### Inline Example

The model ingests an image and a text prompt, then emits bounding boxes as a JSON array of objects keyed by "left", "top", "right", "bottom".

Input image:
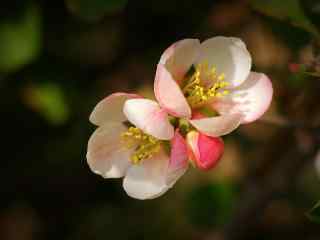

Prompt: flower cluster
[{"left": 87, "top": 37, "right": 273, "bottom": 200}]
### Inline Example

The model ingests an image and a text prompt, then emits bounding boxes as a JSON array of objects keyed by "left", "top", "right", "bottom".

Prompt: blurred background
[{"left": 2, "top": 0, "right": 320, "bottom": 239}]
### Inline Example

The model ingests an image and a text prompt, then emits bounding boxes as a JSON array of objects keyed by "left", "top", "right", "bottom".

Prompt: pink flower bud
[{"left": 186, "top": 131, "right": 224, "bottom": 171}]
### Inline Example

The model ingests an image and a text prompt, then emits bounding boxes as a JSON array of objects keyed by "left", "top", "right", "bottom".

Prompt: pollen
[
  {"left": 182, "top": 62, "right": 229, "bottom": 108},
  {"left": 121, "top": 127, "right": 161, "bottom": 164}
]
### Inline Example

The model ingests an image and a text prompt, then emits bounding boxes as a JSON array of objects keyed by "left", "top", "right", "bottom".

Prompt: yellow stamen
[
  {"left": 218, "top": 73, "right": 225, "bottom": 81},
  {"left": 121, "top": 127, "right": 160, "bottom": 164},
  {"left": 182, "top": 61, "right": 230, "bottom": 108}
]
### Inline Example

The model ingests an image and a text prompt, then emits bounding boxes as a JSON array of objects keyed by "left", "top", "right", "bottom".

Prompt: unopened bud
[{"left": 186, "top": 131, "right": 224, "bottom": 171}]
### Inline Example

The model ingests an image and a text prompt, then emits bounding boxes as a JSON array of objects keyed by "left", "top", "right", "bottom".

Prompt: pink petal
[
  {"left": 166, "top": 130, "right": 189, "bottom": 186},
  {"left": 123, "top": 98, "right": 174, "bottom": 140},
  {"left": 197, "top": 134, "right": 224, "bottom": 170},
  {"left": 160, "top": 39, "right": 200, "bottom": 82},
  {"left": 187, "top": 131, "right": 224, "bottom": 171},
  {"left": 196, "top": 37, "right": 252, "bottom": 88},
  {"left": 213, "top": 72, "right": 273, "bottom": 124},
  {"left": 189, "top": 113, "right": 243, "bottom": 137},
  {"left": 89, "top": 92, "right": 141, "bottom": 126},
  {"left": 86, "top": 122, "right": 132, "bottom": 178},
  {"left": 154, "top": 64, "right": 191, "bottom": 118},
  {"left": 123, "top": 149, "right": 171, "bottom": 200}
]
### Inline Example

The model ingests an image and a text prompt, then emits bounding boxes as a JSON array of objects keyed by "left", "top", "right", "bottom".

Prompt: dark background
[{"left": 2, "top": 0, "right": 320, "bottom": 239}]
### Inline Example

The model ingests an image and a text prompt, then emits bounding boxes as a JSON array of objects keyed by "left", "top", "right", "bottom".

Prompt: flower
[
  {"left": 87, "top": 93, "right": 189, "bottom": 199},
  {"left": 154, "top": 37, "right": 273, "bottom": 159}
]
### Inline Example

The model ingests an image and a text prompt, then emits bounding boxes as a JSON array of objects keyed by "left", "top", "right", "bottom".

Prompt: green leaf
[
  {"left": 66, "top": 0, "right": 128, "bottom": 21},
  {"left": 24, "top": 82, "right": 70, "bottom": 125},
  {"left": 308, "top": 201, "right": 320, "bottom": 223},
  {"left": 0, "top": 5, "right": 42, "bottom": 73},
  {"left": 251, "top": 0, "right": 319, "bottom": 36}
]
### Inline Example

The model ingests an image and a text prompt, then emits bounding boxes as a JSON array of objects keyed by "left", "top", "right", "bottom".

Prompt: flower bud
[{"left": 186, "top": 131, "right": 224, "bottom": 171}]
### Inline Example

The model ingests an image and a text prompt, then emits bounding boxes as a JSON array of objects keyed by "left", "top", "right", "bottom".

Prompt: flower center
[
  {"left": 182, "top": 61, "right": 229, "bottom": 108},
  {"left": 121, "top": 127, "right": 161, "bottom": 164}
]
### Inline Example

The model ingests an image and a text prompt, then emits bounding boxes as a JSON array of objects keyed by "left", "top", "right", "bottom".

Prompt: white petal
[
  {"left": 154, "top": 64, "right": 191, "bottom": 118},
  {"left": 189, "top": 113, "right": 243, "bottom": 137},
  {"left": 160, "top": 39, "right": 200, "bottom": 82},
  {"left": 196, "top": 37, "right": 252, "bottom": 88},
  {"left": 123, "top": 98, "right": 174, "bottom": 140},
  {"left": 87, "top": 122, "right": 132, "bottom": 178},
  {"left": 213, "top": 72, "right": 273, "bottom": 123},
  {"left": 123, "top": 149, "right": 171, "bottom": 200},
  {"left": 89, "top": 92, "right": 140, "bottom": 126}
]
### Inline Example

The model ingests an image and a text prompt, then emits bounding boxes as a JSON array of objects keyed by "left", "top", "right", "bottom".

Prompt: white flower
[
  {"left": 154, "top": 37, "right": 273, "bottom": 137},
  {"left": 87, "top": 93, "right": 188, "bottom": 199}
]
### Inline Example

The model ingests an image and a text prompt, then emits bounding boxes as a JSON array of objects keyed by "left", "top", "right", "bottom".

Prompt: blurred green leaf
[
  {"left": 251, "top": 0, "right": 319, "bottom": 36},
  {"left": 308, "top": 200, "right": 320, "bottom": 223},
  {"left": 185, "top": 182, "right": 238, "bottom": 229},
  {"left": 66, "top": 0, "right": 128, "bottom": 21},
  {"left": 24, "top": 82, "right": 69, "bottom": 125},
  {"left": 0, "top": 5, "right": 42, "bottom": 73}
]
